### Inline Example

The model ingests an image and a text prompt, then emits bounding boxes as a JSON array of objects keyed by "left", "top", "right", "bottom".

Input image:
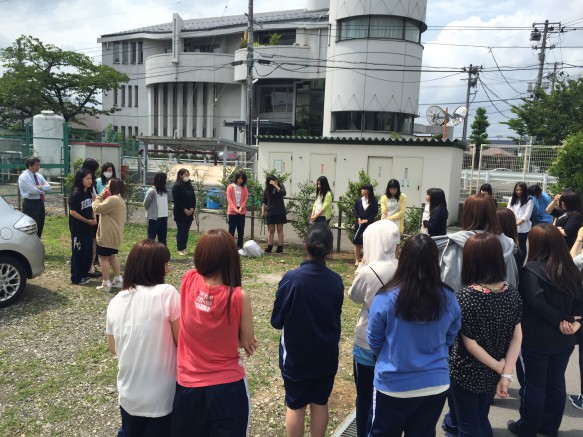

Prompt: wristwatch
[{"left": 501, "top": 374, "right": 514, "bottom": 382}]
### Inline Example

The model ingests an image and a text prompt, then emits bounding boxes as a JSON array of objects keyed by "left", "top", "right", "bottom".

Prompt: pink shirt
[
  {"left": 226, "top": 183, "right": 249, "bottom": 215},
  {"left": 177, "top": 270, "right": 244, "bottom": 387}
]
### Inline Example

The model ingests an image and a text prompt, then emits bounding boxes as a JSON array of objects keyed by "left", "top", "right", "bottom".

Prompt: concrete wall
[{"left": 258, "top": 139, "right": 464, "bottom": 224}]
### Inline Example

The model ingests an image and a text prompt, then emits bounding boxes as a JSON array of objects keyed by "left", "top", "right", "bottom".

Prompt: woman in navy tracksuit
[{"left": 271, "top": 224, "right": 344, "bottom": 437}]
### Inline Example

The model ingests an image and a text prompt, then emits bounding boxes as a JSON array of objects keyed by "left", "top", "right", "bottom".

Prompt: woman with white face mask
[
  {"left": 172, "top": 168, "right": 196, "bottom": 256},
  {"left": 97, "top": 163, "right": 117, "bottom": 196}
]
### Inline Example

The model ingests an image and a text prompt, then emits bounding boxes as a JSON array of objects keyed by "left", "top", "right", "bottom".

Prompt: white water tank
[{"left": 33, "top": 110, "right": 64, "bottom": 179}]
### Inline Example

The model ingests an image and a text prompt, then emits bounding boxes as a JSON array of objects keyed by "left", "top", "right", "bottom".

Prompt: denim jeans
[{"left": 450, "top": 380, "right": 494, "bottom": 437}]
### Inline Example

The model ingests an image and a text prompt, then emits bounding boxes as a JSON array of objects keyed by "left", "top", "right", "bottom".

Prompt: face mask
[
  {"left": 182, "top": 176, "right": 190, "bottom": 183},
  {"left": 103, "top": 172, "right": 113, "bottom": 179}
]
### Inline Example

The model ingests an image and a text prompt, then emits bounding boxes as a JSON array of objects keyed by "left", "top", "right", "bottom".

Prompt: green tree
[
  {"left": 502, "top": 77, "right": 583, "bottom": 145},
  {"left": 548, "top": 132, "right": 583, "bottom": 195},
  {"left": 470, "top": 107, "right": 490, "bottom": 167},
  {"left": 286, "top": 180, "right": 317, "bottom": 241},
  {"left": 0, "top": 35, "right": 128, "bottom": 129}
]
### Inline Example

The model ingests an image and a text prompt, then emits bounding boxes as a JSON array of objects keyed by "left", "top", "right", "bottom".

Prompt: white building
[{"left": 97, "top": 0, "right": 428, "bottom": 142}]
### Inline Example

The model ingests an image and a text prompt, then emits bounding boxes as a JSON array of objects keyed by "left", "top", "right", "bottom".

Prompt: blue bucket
[{"left": 206, "top": 187, "right": 222, "bottom": 209}]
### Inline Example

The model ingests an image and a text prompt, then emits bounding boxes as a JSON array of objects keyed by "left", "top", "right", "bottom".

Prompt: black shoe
[
  {"left": 276, "top": 245, "right": 283, "bottom": 253},
  {"left": 87, "top": 270, "right": 102, "bottom": 278},
  {"left": 265, "top": 245, "right": 273, "bottom": 253},
  {"left": 507, "top": 420, "right": 519, "bottom": 436}
]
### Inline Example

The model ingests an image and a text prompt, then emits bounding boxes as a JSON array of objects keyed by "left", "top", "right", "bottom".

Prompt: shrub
[
  {"left": 286, "top": 180, "right": 316, "bottom": 241},
  {"left": 549, "top": 132, "right": 583, "bottom": 195}
]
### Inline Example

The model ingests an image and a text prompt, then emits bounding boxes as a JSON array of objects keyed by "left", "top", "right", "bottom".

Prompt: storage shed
[{"left": 258, "top": 136, "right": 466, "bottom": 224}]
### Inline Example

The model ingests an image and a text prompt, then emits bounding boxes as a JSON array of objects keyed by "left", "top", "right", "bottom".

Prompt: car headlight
[{"left": 14, "top": 215, "right": 38, "bottom": 235}]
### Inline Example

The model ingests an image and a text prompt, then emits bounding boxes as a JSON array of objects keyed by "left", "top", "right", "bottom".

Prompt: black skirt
[{"left": 267, "top": 214, "right": 287, "bottom": 225}]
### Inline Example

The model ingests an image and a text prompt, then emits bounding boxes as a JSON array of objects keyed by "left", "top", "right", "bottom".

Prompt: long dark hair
[
  {"left": 175, "top": 168, "right": 192, "bottom": 188},
  {"left": 153, "top": 172, "right": 167, "bottom": 195},
  {"left": 527, "top": 223, "right": 583, "bottom": 298},
  {"left": 194, "top": 229, "right": 242, "bottom": 322},
  {"left": 233, "top": 171, "right": 247, "bottom": 187},
  {"left": 123, "top": 239, "right": 171, "bottom": 290},
  {"left": 99, "top": 162, "right": 117, "bottom": 186},
  {"left": 381, "top": 234, "right": 449, "bottom": 321},
  {"left": 316, "top": 176, "right": 332, "bottom": 200},
  {"left": 385, "top": 179, "right": 401, "bottom": 200},
  {"left": 265, "top": 175, "right": 281, "bottom": 202},
  {"left": 461, "top": 233, "right": 506, "bottom": 286},
  {"left": 510, "top": 182, "right": 529, "bottom": 207},
  {"left": 496, "top": 208, "right": 518, "bottom": 244},
  {"left": 82, "top": 158, "right": 99, "bottom": 188},
  {"left": 70, "top": 168, "right": 92, "bottom": 199},
  {"left": 429, "top": 188, "right": 447, "bottom": 215},
  {"left": 361, "top": 183, "right": 375, "bottom": 201},
  {"left": 480, "top": 183, "right": 493, "bottom": 196},
  {"left": 462, "top": 194, "right": 501, "bottom": 233}
]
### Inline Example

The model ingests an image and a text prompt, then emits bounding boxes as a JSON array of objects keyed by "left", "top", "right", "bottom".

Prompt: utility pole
[
  {"left": 531, "top": 20, "right": 563, "bottom": 90},
  {"left": 246, "top": 0, "right": 254, "bottom": 147},
  {"left": 461, "top": 64, "right": 481, "bottom": 143}
]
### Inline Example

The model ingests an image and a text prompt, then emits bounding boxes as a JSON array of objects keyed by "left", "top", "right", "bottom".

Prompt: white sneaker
[
  {"left": 111, "top": 278, "right": 123, "bottom": 289},
  {"left": 96, "top": 281, "right": 112, "bottom": 292}
]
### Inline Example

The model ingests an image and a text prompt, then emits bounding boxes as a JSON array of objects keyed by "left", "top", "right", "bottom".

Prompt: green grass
[{"left": 1, "top": 216, "right": 360, "bottom": 436}]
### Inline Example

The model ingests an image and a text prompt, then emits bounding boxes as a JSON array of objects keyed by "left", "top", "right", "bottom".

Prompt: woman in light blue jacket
[{"left": 367, "top": 234, "right": 461, "bottom": 436}]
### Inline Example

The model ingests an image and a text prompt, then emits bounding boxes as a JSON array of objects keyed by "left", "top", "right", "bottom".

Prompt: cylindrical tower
[
  {"left": 323, "top": 0, "right": 427, "bottom": 138},
  {"left": 33, "top": 110, "right": 65, "bottom": 179}
]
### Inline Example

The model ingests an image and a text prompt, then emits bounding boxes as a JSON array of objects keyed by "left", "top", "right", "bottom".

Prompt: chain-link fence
[{"left": 461, "top": 144, "right": 560, "bottom": 205}]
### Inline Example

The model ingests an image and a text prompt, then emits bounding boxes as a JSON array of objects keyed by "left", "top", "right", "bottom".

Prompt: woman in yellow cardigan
[
  {"left": 381, "top": 179, "right": 407, "bottom": 234},
  {"left": 310, "top": 176, "right": 333, "bottom": 224}
]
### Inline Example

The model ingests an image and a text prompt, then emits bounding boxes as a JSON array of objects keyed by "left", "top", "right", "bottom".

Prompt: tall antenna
[{"left": 246, "top": 0, "right": 254, "bottom": 146}]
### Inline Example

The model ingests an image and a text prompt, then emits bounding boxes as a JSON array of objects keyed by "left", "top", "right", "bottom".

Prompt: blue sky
[{"left": 1, "top": 0, "right": 582, "bottom": 139}]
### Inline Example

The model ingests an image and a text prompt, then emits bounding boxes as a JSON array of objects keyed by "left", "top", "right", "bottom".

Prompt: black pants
[
  {"left": 70, "top": 234, "right": 93, "bottom": 284},
  {"left": 148, "top": 217, "right": 168, "bottom": 245},
  {"left": 175, "top": 218, "right": 193, "bottom": 251},
  {"left": 23, "top": 198, "right": 45, "bottom": 238},
  {"left": 171, "top": 379, "right": 249, "bottom": 436},
  {"left": 353, "top": 359, "right": 374, "bottom": 437},
  {"left": 228, "top": 214, "right": 245, "bottom": 248},
  {"left": 517, "top": 232, "right": 528, "bottom": 268}
]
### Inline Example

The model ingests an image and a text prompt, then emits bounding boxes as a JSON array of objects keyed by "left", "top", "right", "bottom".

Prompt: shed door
[
  {"left": 269, "top": 151, "right": 293, "bottom": 183},
  {"left": 310, "top": 154, "right": 336, "bottom": 190},
  {"left": 367, "top": 157, "right": 393, "bottom": 192},
  {"left": 392, "top": 157, "right": 424, "bottom": 207}
]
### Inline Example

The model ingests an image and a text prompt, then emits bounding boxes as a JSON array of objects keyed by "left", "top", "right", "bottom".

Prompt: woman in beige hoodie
[
  {"left": 93, "top": 178, "right": 126, "bottom": 292},
  {"left": 347, "top": 219, "right": 399, "bottom": 437}
]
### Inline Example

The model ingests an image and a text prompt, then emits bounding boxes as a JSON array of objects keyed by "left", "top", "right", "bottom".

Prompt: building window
[
  {"left": 128, "top": 86, "right": 133, "bottom": 107},
  {"left": 121, "top": 126, "right": 126, "bottom": 137},
  {"left": 334, "top": 111, "right": 414, "bottom": 134},
  {"left": 113, "top": 87, "right": 118, "bottom": 106},
  {"left": 153, "top": 86, "right": 158, "bottom": 105},
  {"left": 134, "top": 86, "right": 138, "bottom": 107},
  {"left": 138, "top": 41, "right": 144, "bottom": 64},
  {"left": 121, "top": 85, "right": 126, "bottom": 107},
  {"left": 113, "top": 125, "right": 118, "bottom": 132},
  {"left": 135, "top": 126, "right": 139, "bottom": 136},
  {"left": 128, "top": 126, "right": 132, "bottom": 137},
  {"left": 131, "top": 42, "right": 137, "bottom": 64},
  {"left": 113, "top": 42, "right": 120, "bottom": 63},
  {"left": 122, "top": 42, "right": 129, "bottom": 64},
  {"left": 260, "top": 86, "right": 294, "bottom": 113},
  {"left": 255, "top": 29, "right": 296, "bottom": 45},
  {"left": 337, "top": 15, "right": 422, "bottom": 43}
]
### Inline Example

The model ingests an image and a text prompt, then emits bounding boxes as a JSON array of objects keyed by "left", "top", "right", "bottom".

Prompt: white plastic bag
[{"left": 240, "top": 240, "right": 263, "bottom": 258}]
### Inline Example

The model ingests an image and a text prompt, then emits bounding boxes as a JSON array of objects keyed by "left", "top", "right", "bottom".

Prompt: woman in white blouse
[{"left": 507, "top": 182, "right": 534, "bottom": 267}]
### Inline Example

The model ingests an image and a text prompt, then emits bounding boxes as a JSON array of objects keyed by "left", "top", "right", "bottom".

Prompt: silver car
[{"left": 0, "top": 195, "right": 45, "bottom": 307}]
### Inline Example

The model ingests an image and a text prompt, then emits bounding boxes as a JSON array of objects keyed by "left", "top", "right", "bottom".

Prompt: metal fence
[{"left": 461, "top": 144, "right": 560, "bottom": 204}]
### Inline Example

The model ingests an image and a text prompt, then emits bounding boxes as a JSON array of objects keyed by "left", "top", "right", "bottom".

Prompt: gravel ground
[{"left": 0, "top": 205, "right": 360, "bottom": 436}]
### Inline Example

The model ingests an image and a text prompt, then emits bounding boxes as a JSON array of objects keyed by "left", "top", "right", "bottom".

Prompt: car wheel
[{"left": 0, "top": 256, "right": 26, "bottom": 308}]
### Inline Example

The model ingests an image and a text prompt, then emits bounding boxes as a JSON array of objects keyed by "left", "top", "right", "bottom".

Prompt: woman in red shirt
[{"left": 172, "top": 229, "right": 258, "bottom": 436}]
